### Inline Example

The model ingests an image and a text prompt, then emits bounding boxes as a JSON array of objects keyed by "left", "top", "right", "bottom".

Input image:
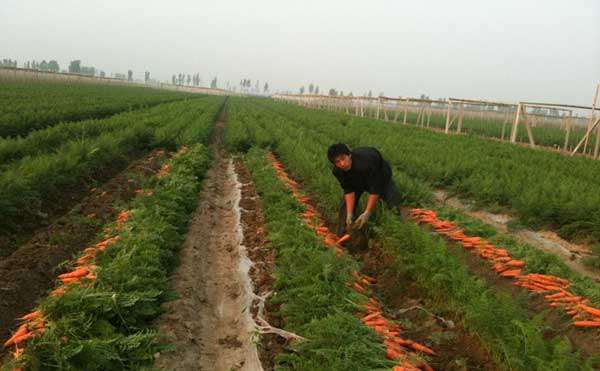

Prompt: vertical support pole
[
  {"left": 426, "top": 103, "right": 432, "bottom": 128},
  {"left": 444, "top": 100, "right": 453, "bottom": 133},
  {"left": 564, "top": 112, "right": 572, "bottom": 151},
  {"left": 510, "top": 103, "right": 522, "bottom": 143},
  {"left": 521, "top": 105, "right": 536, "bottom": 147},
  {"left": 457, "top": 103, "right": 464, "bottom": 133},
  {"left": 403, "top": 98, "right": 409, "bottom": 125},
  {"left": 376, "top": 98, "right": 381, "bottom": 120},
  {"left": 501, "top": 110, "right": 508, "bottom": 141},
  {"left": 584, "top": 84, "right": 599, "bottom": 155}
]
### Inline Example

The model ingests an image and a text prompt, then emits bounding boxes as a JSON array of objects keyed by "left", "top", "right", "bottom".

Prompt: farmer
[{"left": 328, "top": 143, "right": 402, "bottom": 237}]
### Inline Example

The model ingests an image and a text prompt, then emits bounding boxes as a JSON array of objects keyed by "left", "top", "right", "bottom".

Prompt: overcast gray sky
[{"left": 2, "top": 0, "right": 599, "bottom": 105}]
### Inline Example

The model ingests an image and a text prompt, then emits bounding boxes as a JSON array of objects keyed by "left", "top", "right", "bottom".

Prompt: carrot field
[{"left": 1, "top": 81, "right": 599, "bottom": 371}]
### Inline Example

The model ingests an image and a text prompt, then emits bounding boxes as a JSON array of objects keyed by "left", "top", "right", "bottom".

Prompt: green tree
[
  {"left": 68, "top": 60, "right": 81, "bottom": 73},
  {"left": 48, "top": 60, "right": 60, "bottom": 72}
]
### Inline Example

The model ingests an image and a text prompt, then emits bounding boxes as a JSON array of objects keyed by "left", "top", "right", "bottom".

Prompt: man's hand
[
  {"left": 354, "top": 210, "right": 371, "bottom": 229},
  {"left": 345, "top": 212, "right": 354, "bottom": 228}
]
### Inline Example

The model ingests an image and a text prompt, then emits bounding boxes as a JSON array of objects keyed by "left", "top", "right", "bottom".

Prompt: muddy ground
[{"left": 154, "top": 115, "right": 274, "bottom": 370}]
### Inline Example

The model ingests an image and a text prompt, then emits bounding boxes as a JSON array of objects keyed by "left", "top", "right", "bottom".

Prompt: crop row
[
  {"left": 0, "top": 97, "right": 224, "bottom": 247},
  {"left": 258, "top": 99, "right": 600, "bottom": 245},
  {"left": 224, "top": 98, "right": 598, "bottom": 369},
  {"left": 0, "top": 81, "right": 196, "bottom": 138},
  {"left": 1, "top": 90, "right": 221, "bottom": 368}
]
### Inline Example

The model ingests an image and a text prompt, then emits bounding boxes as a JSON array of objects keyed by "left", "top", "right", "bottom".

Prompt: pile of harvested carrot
[
  {"left": 2, "top": 147, "right": 189, "bottom": 365},
  {"left": 269, "top": 153, "right": 434, "bottom": 370},
  {"left": 411, "top": 209, "right": 600, "bottom": 329}
]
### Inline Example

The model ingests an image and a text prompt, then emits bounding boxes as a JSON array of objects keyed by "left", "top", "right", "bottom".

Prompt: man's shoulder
[{"left": 353, "top": 147, "right": 381, "bottom": 158}]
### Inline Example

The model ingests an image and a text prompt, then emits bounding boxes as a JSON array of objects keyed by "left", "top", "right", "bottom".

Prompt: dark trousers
[{"left": 336, "top": 180, "right": 401, "bottom": 236}]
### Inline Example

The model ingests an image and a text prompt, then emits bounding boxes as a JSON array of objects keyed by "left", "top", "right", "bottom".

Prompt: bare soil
[{"left": 154, "top": 120, "right": 266, "bottom": 371}]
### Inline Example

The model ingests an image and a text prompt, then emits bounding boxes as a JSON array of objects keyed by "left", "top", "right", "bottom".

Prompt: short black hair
[{"left": 327, "top": 143, "right": 351, "bottom": 163}]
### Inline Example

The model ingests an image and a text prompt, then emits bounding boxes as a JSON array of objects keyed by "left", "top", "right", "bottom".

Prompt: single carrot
[
  {"left": 352, "top": 282, "right": 366, "bottom": 294},
  {"left": 578, "top": 304, "right": 600, "bottom": 317},
  {"left": 337, "top": 234, "right": 351, "bottom": 245},
  {"left": 9, "top": 332, "right": 35, "bottom": 346},
  {"left": 4, "top": 324, "right": 29, "bottom": 347},
  {"left": 573, "top": 321, "right": 600, "bottom": 328},
  {"left": 506, "top": 260, "right": 526, "bottom": 268},
  {"left": 500, "top": 269, "right": 522, "bottom": 278},
  {"left": 365, "top": 318, "right": 388, "bottom": 327},
  {"left": 362, "top": 311, "right": 381, "bottom": 322},
  {"left": 408, "top": 342, "right": 435, "bottom": 355},
  {"left": 58, "top": 267, "right": 89, "bottom": 280},
  {"left": 20, "top": 311, "right": 41, "bottom": 321}
]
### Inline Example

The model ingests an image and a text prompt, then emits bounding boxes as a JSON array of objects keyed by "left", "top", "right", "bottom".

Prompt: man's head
[{"left": 327, "top": 143, "right": 352, "bottom": 171}]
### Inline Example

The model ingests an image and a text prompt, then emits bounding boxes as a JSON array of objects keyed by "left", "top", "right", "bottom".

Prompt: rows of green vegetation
[
  {"left": 0, "top": 97, "right": 224, "bottom": 240},
  {"left": 0, "top": 81, "right": 195, "bottom": 137},
  {"left": 265, "top": 100, "right": 600, "bottom": 247},
  {"left": 11, "top": 144, "right": 213, "bottom": 370},
  {"left": 0, "top": 96, "right": 216, "bottom": 167},
  {"left": 243, "top": 147, "right": 391, "bottom": 370},
  {"left": 224, "top": 98, "right": 599, "bottom": 370},
  {"left": 362, "top": 106, "right": 595, "bottom": 152}
]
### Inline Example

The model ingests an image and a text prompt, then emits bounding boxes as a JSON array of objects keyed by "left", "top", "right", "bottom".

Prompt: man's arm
[
  {"left": 344, "top": 192, "right": 356, "bottom": 216},
  {"left": 365, "top": 193, "right": 379, "bottom": 214}
]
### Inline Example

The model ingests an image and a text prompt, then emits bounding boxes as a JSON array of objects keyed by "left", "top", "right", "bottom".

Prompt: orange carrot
[
  {"left": 58, "top": 267, "right": 89, "bottom": 280},
  {"left": 573, "top": 321, "right": 600, "bottom": 328},
  {"left": 11, "top": 332, "right": 36, "bottom": 345},
  {"left": 408, "top": 342, "right": 435, "bottom": 355},
  {"left": 362, "top": 312, "right": 381, "bottom": 322},
  {"left": 20, "top": 311, "right": 41, "bottom": 321},
  {"left": 506, "top": 260, "right": 526, "bottom": 268},
  {"left": 500, "top": 269, "right": 522, "bottom": 278},
  {"left": 4, "top": 324, "right": 28, "bottom": 347},
  {"left": 578, "top": 304, "right": 600, "bottom": 317},
  {"left": 337, "top": 234, "right": 351, "bottom": 245}
]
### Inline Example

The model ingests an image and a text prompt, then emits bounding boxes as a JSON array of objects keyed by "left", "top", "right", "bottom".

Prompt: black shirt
[{"left": 332, "top": 147, "right": 392, "bottom": 195}]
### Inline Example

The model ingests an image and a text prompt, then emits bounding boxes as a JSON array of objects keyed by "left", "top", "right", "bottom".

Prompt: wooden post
[
  {"left": 444, "top": 100, "right": 453, "bottom": 133},
  {"left": 376, "top": 98, "right": 381, "bottom": 119},
  {"left": 571, "top": 117, "right": 600, "bottom": 156},
  {"left": 521, "top": 105, "right": 536, "bottom": 147},
  {"left": 393, "top": 100, "right": 401, "bottom": 122},
  {"left": 403, "top": 98, "right": 409, "bottom": 125},
  {"left": 416, "top": 104, "right": 423, "bottom": 127},
  {"left": 510, "top": 103, "right": 522, "bottom": 143},
  {"left": 584, "top": 84, "right": 599, "bottom": 155},
  {"left": 563, "top": 113, "right": 572, "bottom": 151},
  {"left": 383, "top": 99, "right": 389, "bottom": 121},
  {"left": 426, "top": 104, "right": 432, "bottom": 128},
  {"left": 457, "top": 103, "right": 464, "bottom": 133}
]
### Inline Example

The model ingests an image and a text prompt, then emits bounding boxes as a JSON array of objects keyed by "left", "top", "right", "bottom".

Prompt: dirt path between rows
[
  {"left": 154, "top": 119, "right": 263, "bottom": 371},
  {"left": 433, "top": 190, "right": 600, "bottom": 282}
]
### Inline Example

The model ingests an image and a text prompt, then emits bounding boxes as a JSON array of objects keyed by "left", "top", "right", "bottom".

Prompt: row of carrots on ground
[
  {"left": 411, "top": 209, "right": 600, "bottom": 329},
  {"left": 3, "top": 147, "right": 186, "bottom": 365},
  {"left": 268, "top": 153, "right": 435, "bottom": 371}
]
